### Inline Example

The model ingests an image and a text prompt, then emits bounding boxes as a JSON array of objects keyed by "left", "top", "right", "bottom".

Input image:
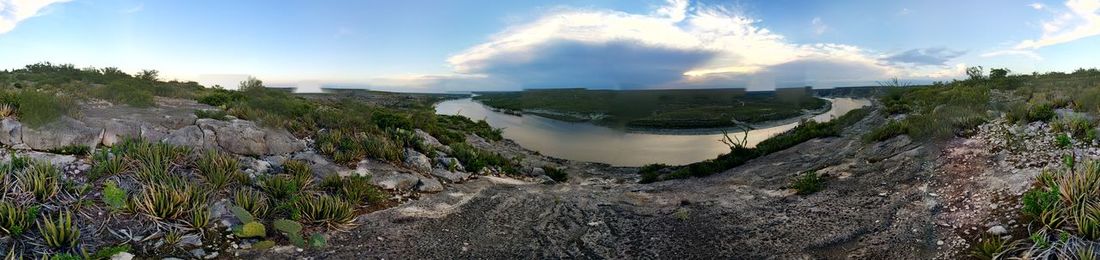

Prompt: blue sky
[{"left": 1, "top": 0, "right": 1099, "bottom": 92}]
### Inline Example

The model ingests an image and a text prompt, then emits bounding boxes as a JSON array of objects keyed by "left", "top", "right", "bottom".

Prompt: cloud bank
[
  {"left": 1015, "top": 0, "right": 1100, "bottom": 49},
  {"left": 437, "top": 0, "right": 961, "bottom": 91},
  {"left": 0, "top": 0, "right": 69, "bottom": 34}
]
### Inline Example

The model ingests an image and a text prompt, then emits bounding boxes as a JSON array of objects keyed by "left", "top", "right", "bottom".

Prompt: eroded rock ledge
[{"left": 0, "top": 98, "right": 305, "bottom": 156}]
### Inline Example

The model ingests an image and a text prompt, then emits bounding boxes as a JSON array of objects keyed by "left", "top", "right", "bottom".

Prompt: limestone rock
[
  {"left": 404, "top": 148, "right": 432, "bottom": 173},
  {"left": 21, "top": 117, "right": 100, "bottom": 151},
  {"left": 0, "top": 118, "right": 22, "bottom": 146},
  {"left": 414, "top": 129, "right": 443, "bottom": 148},
  {"left": 371, "top": 171, "right": 420, "bottom": 190},
  {"left": 417, "top": 177, "right": 444, "bottom": 193},
  {"left": 431, "top": 168, "right": 470, "bottom": 183}
]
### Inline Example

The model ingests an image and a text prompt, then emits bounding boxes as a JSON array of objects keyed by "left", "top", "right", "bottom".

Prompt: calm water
[{"left": 435, "top": 98, "right": 871, "bottom": 167}]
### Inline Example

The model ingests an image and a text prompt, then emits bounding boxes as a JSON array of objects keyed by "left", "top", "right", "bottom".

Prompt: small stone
[
  {"left": 987, "top": 225, "right": 1008, "bottom": 235},
  {"left": 110, "top": 252, "right": 134, "bottom": 260},
  {"left": 189, "top": 248, "right": 207, "bottom": 258},
  {"left": 936, "top": 240, "right": 944, "bottom": 246}
]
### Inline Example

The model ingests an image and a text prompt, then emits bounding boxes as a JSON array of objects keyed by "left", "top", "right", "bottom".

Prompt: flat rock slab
[{"left": 371, "top": 171, "right": 420, "bottom": 190}]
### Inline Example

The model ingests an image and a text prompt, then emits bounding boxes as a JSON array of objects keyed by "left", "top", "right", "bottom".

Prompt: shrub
[
  {"left": 94, "top": 80, "right": 155, "bottom": 107},
  {"left": 863, "top": 120, "right": 909, "bottom": 142},
  {"left": 196, "top": 150, "right": 240, "bottom": 190},
  {"left": 1056, "top": 133, "right": 1073, "bottom": 148},
  {"left": 295, "top": 194, "right": 356, "bottom": 228},
  {"left": 102, "top": 181, "right": 128, "bottom": 210},
  {"left": 197, "top": 90, "right": 244, "bottom": 107},
  {"left": 1027, "top": 103, "right": 1055, "bottom": 122},
  {"left": 18, "top": 162, "right": 61, "bottom": 201},
  {"left": 38, "top": 211, "right": 80, "bottom": 250},
  {"left": 790, "top": 171, "right": 825, "bottom": 195},
  {"left": 194, "top": 109, "right": 229, "bottom": 121},
  {"left": 47, "top": 145, "right": 90, "bottom": 156},
  {"left": 12, "top": 90, "right": 77, "bottom": 128},
  {"left": 542, "top": 166, "right": 568, "bottom": 182},
  {"left": 638, "top": 163, "right": 668, "bottom": 184},
  {"left": 0, "top": 201, "right": 36, "bottom": 236}
]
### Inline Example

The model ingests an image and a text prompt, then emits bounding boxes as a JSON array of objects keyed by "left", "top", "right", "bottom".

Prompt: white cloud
[
  {"left": 1015, "top": 0, "right": 1100, "bottom": 49},
  {"left": 811, "top": 17, "right": 827, "bottom": 35},
  {"left": 0, "top": 0, "right": 69, "bottom": 34},
  {"left": 442, "top": 0, "right": 958, "bottom": 90},
  {"left": 897, "top": 8, "right": 911, "bottom": 16},
  {"left": 1031, "top": 3, "right": 1045, "bottom": 10},
  {"left": 981, "top": 49, "right": 1044, "bottom": 60}
]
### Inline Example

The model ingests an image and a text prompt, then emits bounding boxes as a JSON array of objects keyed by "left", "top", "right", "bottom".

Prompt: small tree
[
  {"left": 238, "top": 77, "right": 264, "bottom": 92},
  {"left": 966, "top": 66, "right": 985, "bottom": 80},
  {"left": 137, "top": 70, "right": 159, "bottom": 81},
  {"left": 989, "top": 68, "right": 1010, "bottom": 79}
]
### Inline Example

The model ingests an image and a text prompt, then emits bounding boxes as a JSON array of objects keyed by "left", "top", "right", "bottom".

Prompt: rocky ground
[{"left": 3, "top": 94, "right": 1080, "bottom": 259}]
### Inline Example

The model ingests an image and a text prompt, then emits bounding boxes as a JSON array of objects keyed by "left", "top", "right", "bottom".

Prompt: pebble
[{"left": 936, "top": 240, "right": 944, "bottom": 246}]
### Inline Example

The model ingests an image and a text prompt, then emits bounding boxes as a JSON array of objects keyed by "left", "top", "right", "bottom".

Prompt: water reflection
[{"left": 435, "top": 98, "right": 871, "bottom": 167}]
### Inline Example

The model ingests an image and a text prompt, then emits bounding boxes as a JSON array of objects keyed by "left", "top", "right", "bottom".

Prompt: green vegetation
[
  {"left": 0, "top": 201, "right": 36, "bottom": 236},
  {"left": 790, "top": 171, "right": 825, "bottom": 195},
  {"left": 101, "top": 181, "right": 128, "bottom": 210},
  {"left": 642, "top": 108, "right": 870, "bottom": 182},
  {"left": 47, "top": 145, "right": 90, "bottom": 156},
  {"left": 295, "top": 194, "right": 356, "bottom": 228},
  {"left": 38, "top": 211, "right": 80, "bottom": 250},
  {"left": 995, "top": 160, "right": 1100, "bottom": 257},
  {"left": 194, "top": 109, "right": 230, "bottom": 120},
  {"left": 19, "top": 161, "right": 61, "bottom": 201},
  {"left": 450, "top": 142, "right": 518, "bottom": 174},
  {"left": 88, "top": 150, "right": 126, "bottom": 181},
  {"left": 474, "top": 88, "right": 829, "bottom": 129},
  {"left": 195, "top": 150, "right": 241, "bottom": 190},
  {"left": 0, "top": 90, "right": 79, "bottom": 128},
  {"left": 542, "top": 166, "right": 568, "bottom": 182},
  {"left": 234, "top": 188, "right": 271, "bottom": 219}
]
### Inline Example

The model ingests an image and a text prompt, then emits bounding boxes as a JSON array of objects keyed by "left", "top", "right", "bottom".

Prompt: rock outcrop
[{"left": 0, "top": 98, "right": 306, "bottom": 156}]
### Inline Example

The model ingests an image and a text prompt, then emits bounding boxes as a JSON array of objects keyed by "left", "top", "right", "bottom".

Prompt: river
[{"left": 435, "top": 98, "right": 871, "bottom": 167}]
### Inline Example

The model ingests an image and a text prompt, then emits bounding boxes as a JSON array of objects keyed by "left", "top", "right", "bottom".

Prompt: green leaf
[
  {"left": 309, "top": 234, "right": 327, "bottom": 248},
  {"left": 235, "top": 221, "right": 266, "bottom": 238},
  {"left": 102, "top": 181, "right": 128, "bottom": 210},
  {"left": 272, "top": 219, "right": 302, "bottom": 234},
  {"left": 229, "top": 206, "right": 254, "bottom": 223},
  {"left": 252, "top": 240, "right": 276, "bottom": 250}
]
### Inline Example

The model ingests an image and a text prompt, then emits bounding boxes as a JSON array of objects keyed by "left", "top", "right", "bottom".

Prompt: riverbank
[
  {"left": 472, "top": 88, "right": 829, "bottom": 129},
  {"left": 436, "top": 97, "right": 870, "bottom": 166}
]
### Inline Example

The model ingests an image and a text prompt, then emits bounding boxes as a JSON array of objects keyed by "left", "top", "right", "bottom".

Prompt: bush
[
  {"left": 336, "top": 175, "right": 386, "bottom": 205},
  {"left": 1027, "top": 103, "right": 1055, "bottom": 122},
  {"left": 94, "top": 80, "right": 155, "bottom": 107},
  {"left": 1056, "top": 133, "right": 1073, "bottom": 148},
  {"left": 194, "top": 109, "right": 229, "bottom": 121},
  {"left": 133, "top": 181, "right": 205, "bottom": 221},
  {"left": 790, "top": 171, "right": 824, "bottom": 195},
  {"left": 47, "top": 145, "right": 90, "bottom": 156},
  {"left": 197, "top": 90, "right": 244, "bottom": 107},
  {"left": 863, "top": 120, "right": 909, "bottom": 142},
  {"left": 542, "top": 166, "right": 568, "bottom": 182},
  {"left": 102, "top": 181, "right": 128, "bottom": 210},
  {"left": 11, "top": 90, "right": 77, "bottom": 128}
]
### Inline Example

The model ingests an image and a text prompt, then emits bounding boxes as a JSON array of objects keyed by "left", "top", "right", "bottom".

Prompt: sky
[{"left": 1, "top": 0, "right": 1100, "bottom": 92}]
